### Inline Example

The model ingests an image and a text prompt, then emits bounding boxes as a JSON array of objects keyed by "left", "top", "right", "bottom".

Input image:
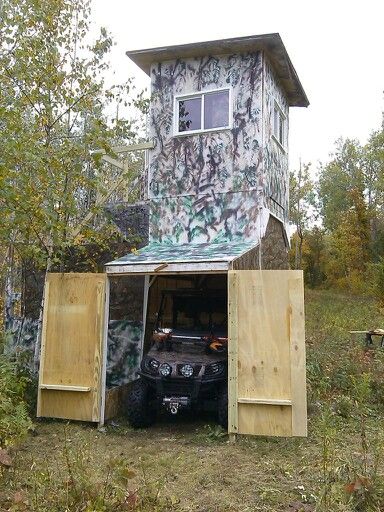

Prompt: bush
[
  {"left": 367, "top": 257, "right": 384, "bottom": 303},
  {"left": 0, "top": 354, "right": 33, "bottom": 448}
]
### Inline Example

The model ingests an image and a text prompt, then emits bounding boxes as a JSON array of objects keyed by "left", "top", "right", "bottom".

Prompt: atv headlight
[
  {"left": 180, "top": 364, "right": 194, "bottom": 378},
  {"left": 149, "top": 358, "right": 160, "bottom": 371},
  {"left": 159, "top": 363, "right": 172, "bottom": 377},
  {"left": 205, "top": 361, "right": 225, "bottom": 376}
]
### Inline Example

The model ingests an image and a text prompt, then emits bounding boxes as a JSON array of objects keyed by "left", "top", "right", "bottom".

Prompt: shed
[{"left": 37, "top": 33, "right": 308, "bottom": 438}]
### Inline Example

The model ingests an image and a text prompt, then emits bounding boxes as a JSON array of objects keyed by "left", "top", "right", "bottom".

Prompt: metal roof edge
[{"left": 126, "top": 33, "right": 308, "bottom": 107}]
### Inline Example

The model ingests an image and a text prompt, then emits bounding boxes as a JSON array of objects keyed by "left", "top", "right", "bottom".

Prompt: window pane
[
  {"left": 204, "top": 90, "right": 229, "bottom": 129},
  {"left": 274, "top": 108, "right": 279, "bottom": 136},
  {"left": 178, "top": 97, "right": 201, "bottom": 132},
  {"left": 279, "top": 113, "right": 284, "bottom": 144}
]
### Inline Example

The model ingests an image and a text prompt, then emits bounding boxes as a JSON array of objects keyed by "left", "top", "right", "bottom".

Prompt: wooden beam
[
  {"left": 90, "top": 141, "right": 154, "bottom": 156},
  {"left": 112, "top": 141, "right": 155, "bottom": 153},
  {"left": 36, "top": 279, "right": 50, "bottom": 417},
  {"left": 154, "top": 263, "right": 168, "bottom": 272},
  {"left": 40, "top": 384, "right": 91, "bottom": 392},
  {"left": 289, "top": 276, "right": 307, "bottom": 437},
  {"left": 101, "top": 154, "right": 125, "bottom": 171},
  {"left": 105, "top": 262, "right": 229, "bottom": 274},
  {"left": 99, "top": 276, "right": 110, "bottom": 427},
  {"left": 105, "top": 269, "right": 228, "bottom": 276},
  {"left": 228, "top": 271, "right": 239, "bottom": 435},
  {"left": 149, "top": 276, "right": 157, "bottom": 288},
  {"left": 71, "top": 174, "right": 139, "bottom": 239},
  {"left": 237, "top": 398, "right": 292, "bottom": 406}
]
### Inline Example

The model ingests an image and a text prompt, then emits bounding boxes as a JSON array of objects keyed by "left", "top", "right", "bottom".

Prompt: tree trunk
[{"left": 33, "top": 254, "right": 52, "bottom": 372}]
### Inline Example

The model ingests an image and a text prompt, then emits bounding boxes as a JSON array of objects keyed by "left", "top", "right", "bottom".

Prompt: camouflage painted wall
[
  {"left": 148, "top": 52, "right": 265, "bottom": 244},
  {"left": 263, "top": 58, "right": 289, "bottom": 221},
  {"left": 232, "top": 215, "right": 289, "bottom": 270},
  {"left": 4, "top": 317, "right": 142, "bottom": 387},
  {"left": 106, "top": 320, "right": 142, "bottom": 387},
  {"left": 4, "top": 317, "right": 38, "bottom": 374}
]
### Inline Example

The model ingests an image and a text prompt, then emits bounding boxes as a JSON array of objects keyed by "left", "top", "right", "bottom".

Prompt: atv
[{"left": 126, "top": 289, "right": 228, "bottom": 428}]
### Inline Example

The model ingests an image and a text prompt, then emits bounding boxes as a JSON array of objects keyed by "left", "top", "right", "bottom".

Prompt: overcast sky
[{"left": 92, "top": 0, "right": 384, "bottom": 172}]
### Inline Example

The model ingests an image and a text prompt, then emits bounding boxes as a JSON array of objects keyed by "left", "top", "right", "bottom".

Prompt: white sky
[{"left": 92, "top": 0, "right": 384, "bottom": 172}]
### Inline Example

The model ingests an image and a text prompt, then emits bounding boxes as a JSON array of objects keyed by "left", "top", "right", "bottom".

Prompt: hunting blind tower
[{"left": 37, "top": 33, "right": 309, "bottom": 437}]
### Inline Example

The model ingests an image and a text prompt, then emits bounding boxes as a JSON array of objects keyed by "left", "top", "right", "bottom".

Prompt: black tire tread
[
  {"left": 217, "top": 386, "right": 228, "bottom": 429},
  {"left": 126, "top": 379, "right": 156, "bottom": 428}
]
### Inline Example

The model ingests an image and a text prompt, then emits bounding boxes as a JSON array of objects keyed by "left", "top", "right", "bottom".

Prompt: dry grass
[
  {"left": 1, "top": 417, "right": 318, "bottom": 511},
  {"left": 2, "top": 289, "right": 384, "bottom": 511}
]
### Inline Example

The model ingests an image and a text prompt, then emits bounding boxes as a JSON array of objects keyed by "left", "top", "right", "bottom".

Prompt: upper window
[
  {"left": 175, "top": 89, "right": 230, "bottom": 135},
  {"left": 273, "top": 101, "right": 286, "bottom": 150}
]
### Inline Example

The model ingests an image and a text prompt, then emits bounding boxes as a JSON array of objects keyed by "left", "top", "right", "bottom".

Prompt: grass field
[{"left": 1, "top": 289, "right": 384, "bottom": 511}]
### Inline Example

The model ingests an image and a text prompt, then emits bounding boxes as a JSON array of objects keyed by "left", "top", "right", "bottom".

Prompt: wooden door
[
  {"left": 37, "top": 273, "right": 108, "bottom": 422},
  {"left": 228, "top": 270, "right": 307, "bottom": 437}
]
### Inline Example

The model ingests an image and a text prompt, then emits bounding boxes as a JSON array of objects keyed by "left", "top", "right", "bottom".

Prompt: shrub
[
  {"left": 367, "top": 257, "right": 384, "bottom": 303},
  {"left": 0, "top": 354, "right": 33, "bottom": 448}
]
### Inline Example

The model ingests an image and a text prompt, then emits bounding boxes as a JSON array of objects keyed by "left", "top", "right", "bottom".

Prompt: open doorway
[{"left": 125, "top": 273, "right": 229, "bottom": 428}]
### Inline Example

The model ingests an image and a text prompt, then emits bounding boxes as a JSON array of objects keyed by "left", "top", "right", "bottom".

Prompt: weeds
[
  {"left": 2, "top": 425, "right": 176, "bottom": 511},
  {"left": 316, "top": 406, "right": 338, "bottom": 510},
  {"left": 0, "top": 354, "right": 33, "bottom": 449},
  {"left": 2, "top": 289, "right": 384, "bottom": 512},
  {"left": 316, "top": 374, "right": 384, "bottom": 511},
  {"left": 187, "top": 423, "right": 228, "bottom": 445}
]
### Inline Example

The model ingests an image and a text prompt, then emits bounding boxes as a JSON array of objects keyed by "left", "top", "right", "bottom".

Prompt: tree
[
  {"left": 289, "top": 161, "right": 316, "bottom": 269},
  {"left": 318, "top": 138, "right": 365, "bottom": 231},
  {"left": 323, "top": 188, "right": 370, "bottom": 290},
  {"left": 0, "top": 0, "right": 147, "bottom": 359},
  {"left": 363, "top": 129, "right": 384, "bottom": 260},
  {"left": 0, "top": 0, "right": 144, "bottom": 269},
  {"left": 314, "top": 131, "right": 384, "bottom": 291}
]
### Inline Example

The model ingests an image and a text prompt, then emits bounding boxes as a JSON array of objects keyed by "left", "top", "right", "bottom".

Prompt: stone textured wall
[
  {"left": 261, "top": 215, "right": 289, "bottom": 269},
  {"left": 232, "top": 215, "right": 289, "bottom": 270},
  {"left": 105, "top": 202, "right": 149, "bottom": 247}
]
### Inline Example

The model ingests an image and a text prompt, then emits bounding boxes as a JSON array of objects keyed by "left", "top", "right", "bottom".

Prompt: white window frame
[
  {"left": 173, "top": 87, "right": 232, "bottom": 136},
  {"left": 271, "top": 100, "right": 287, "bottom": 152}
]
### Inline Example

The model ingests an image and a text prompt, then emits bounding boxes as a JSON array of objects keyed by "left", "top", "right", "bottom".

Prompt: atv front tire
[
  {"left": 217, "top": 386, "right": 228, "bottom": 429},
  {"left": 126, "top": 379, "right": 156, "bottom": 428}
]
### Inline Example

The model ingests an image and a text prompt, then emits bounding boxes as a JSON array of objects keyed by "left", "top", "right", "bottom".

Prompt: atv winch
[{"left": 163, "top": 396, "right": 190, "bottom": 414}]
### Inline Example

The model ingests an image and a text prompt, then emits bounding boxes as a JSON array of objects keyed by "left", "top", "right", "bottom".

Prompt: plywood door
[
  {"left": 228, "top": 270, "right": 307, "bottom": 437},
  {"left": 37, "top": 273, "right": 107, "bottom": 422}
]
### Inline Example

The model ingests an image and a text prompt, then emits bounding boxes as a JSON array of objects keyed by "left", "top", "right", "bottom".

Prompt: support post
[
  {"left": 141, "top": 275, "right": 150, "bottom": 360},
  {"left": 99, "top": 277, "right": 110, "bottom": 427}
]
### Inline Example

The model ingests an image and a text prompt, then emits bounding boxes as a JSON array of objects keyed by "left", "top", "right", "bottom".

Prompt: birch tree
[{"left": 0, "top": 0, "right": 146, "bottom": 359}]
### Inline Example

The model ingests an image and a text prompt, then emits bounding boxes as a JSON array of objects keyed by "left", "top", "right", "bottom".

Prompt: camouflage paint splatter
[
  {"left": 4, "top": 318, "right": 142, "bottom": 387},
  {"left": 106, "top": 320, "right": 142, "bottom": 387},
  {"left": 263, "top": 59, "right": 289, "bottom": 220},
  {"left": 147, "top": 51, "right": 288, "bottom": 244}
]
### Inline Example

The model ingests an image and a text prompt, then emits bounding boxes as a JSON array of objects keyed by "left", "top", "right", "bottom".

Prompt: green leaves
[
  {"left": 0, "top": 0, "right": 146, "bottom": 272},
  {"left": 291, "top": 126, "right": 384, "bottom": 291},
  {"left": 0, "top": 355, "right": 33, "bottom": 447}
]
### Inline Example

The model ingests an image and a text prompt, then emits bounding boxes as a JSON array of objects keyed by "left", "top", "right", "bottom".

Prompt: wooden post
[
  {"left": 99, "top": 276, "right": 110, "bottom": 427},
  {"left": 227, "top": 271, "right": 239, "bottom": 435}
]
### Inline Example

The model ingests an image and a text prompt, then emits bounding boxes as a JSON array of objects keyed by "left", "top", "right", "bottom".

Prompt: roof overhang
[
  {"left": 126, "top": 33, "right": 308, "bottom": 107},
  {"left": 105, "top": 240, "right": 258, "bottom": 275}
]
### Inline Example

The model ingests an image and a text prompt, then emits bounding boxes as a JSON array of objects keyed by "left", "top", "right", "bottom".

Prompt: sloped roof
[
  {"left": 106, "top": 239, "right": 258, "bottom": 274},
  {"left": 126, "top": 33, "right": 309, "bottom": 107}
]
